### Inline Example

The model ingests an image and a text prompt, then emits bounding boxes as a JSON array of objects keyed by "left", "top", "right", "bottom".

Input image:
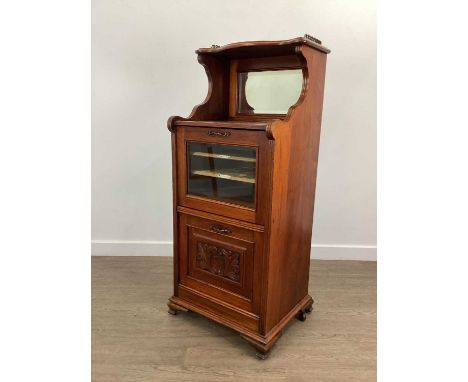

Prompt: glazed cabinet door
[
  {"left": 177, "top": 212, "right": 263, "bottom": 314},
  {"left": 176, "top": 127, "right": 271, "bottom": 224}
]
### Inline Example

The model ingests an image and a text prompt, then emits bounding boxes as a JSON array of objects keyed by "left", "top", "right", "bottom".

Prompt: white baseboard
[
  {"left": 91, "top": 240, "right": 376, "bottom": 261},
  {"left": 311, "top": 244, "right": 376, "bottom": 261},
  {"left": 91, "top": 240, "right": 173, "bottom": 256}
]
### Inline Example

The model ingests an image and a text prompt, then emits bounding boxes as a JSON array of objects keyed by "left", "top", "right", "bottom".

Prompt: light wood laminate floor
[{"left": 92, "top": 256, "right": 376, "bottom": 382}]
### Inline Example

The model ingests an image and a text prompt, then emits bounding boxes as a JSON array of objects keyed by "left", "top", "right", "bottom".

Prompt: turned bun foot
[
  {"left": 295, "top": 310, "right": 307, "bottom": 321},
  {"left": 167, "top": 299, "right": 188, "bottom": 316},
  {"left": 304, "top": 297, "right": 314, "bottom": 313},
  {"left": 255, "top": 351, "right": 270, "bottom": 360},
  {"left": 241, "top": 333, "right": 280, "bottom": 360}
]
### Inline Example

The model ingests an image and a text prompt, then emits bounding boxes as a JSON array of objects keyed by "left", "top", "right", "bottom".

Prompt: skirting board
[{"left": 91, "top": 241, "right": 376, "bottom": 261}]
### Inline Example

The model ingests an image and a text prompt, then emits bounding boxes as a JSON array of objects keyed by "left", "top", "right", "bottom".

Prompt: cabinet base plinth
[{"left": 167, "top": 294, "right": 314, "bottom": 358}]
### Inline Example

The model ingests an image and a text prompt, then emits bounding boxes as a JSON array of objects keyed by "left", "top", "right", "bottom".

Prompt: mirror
[{"left": 237, "top": 69, "right": 303, "bottom": 115}]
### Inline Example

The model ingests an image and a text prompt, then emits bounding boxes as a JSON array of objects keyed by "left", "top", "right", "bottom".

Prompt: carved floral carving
[{"left": 196, "top": 242, "right": 241, "bottom": 282}]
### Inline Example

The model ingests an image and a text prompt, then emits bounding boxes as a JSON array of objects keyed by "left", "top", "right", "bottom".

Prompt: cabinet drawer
[
  {"left": 177, "top": 210, "right": 264, "bottom": 314},
  {"left": 185, "top": 214, "right": 254, "bottom": 242}
]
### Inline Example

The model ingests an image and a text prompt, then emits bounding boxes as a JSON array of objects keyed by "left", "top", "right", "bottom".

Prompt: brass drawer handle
[
  {"left": 208, "top": 130, "right": 231, "bottom": 137},
  {"left": 209, "top": 224, "right": 232, "bottom": 235}
]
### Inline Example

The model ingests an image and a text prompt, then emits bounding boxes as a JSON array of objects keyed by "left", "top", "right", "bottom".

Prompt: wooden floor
[{"left": 92, "top": 257, "right": 376, "bottom": 382}]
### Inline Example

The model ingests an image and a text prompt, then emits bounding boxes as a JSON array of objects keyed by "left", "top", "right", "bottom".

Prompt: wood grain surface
[
  {"left": 92, "top": 257, "right": 376, "bottom": 381},
  {"left": 168, "top": 40, "right": 330, "bottom": 351}
]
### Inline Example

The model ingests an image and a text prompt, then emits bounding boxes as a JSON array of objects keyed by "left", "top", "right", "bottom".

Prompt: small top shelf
[{"left": 196, "top": 36, "right": 330, "bottom": 57}]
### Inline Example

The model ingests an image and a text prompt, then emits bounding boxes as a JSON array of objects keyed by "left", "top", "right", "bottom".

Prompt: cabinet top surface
[
  {"left": 173, "top": 120, "right": 272, "bottom": 130},
  {"left": 196, "top": 36, "right": 330, "bottom": 57}
]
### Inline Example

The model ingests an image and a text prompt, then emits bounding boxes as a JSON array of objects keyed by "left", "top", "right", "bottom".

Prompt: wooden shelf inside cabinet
[
  {"left": 192, "top": 168, "right": 256, "bottom": 184},
  {"left": 167, "top": 35, "right": 330, "bottom": 359},
  {"left": 191, "top": 151, "right": 256, "bottom": 163}
]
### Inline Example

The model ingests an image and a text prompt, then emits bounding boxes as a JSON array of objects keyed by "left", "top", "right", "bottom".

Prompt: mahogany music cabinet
[{"left": 167, "top": 36, "right": 330, "bottom": 359}]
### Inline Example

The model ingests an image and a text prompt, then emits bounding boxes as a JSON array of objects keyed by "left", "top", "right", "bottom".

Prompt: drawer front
[
  {"left": 178, "top": 211, "right": 264, "bottom": 313},
  {"left": 185, "top": 213, "right": 254, "bottom": 242},
  {"left": 176, "top": 126, "right": 271, "bottom": 225}
]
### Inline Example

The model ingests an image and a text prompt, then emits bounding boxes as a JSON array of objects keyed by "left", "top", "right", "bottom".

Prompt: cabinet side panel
[
  {"left": 265, "top": 48, "right": 327, "bottom": 331},
  {"left": 171, "top": 131, "right": 179, "bottom": 295},
  {"left": 188, "top": 55, "right": 230, "bottom": 120}
]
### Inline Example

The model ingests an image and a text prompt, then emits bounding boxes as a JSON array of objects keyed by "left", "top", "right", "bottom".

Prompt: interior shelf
[
  {"left": 192, "top": 168, "right": 256, "bottom": 184},
  {"left": 191, "top": 151, "right": 256, "bottom": 163}
]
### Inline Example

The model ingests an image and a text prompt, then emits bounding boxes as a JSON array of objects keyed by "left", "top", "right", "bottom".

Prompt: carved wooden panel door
[{"left": 177, "top": 212, "right": 262, "bottom": 314}]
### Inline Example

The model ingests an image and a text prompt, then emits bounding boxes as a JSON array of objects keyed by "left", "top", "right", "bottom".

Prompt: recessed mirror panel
[{"left": 237, "top": 69, "right": 303, "bottom": 115}]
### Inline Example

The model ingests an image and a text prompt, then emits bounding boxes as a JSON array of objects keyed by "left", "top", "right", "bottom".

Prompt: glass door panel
[{"left": 187, "top": 142, "right": 257, "bottom": 208}]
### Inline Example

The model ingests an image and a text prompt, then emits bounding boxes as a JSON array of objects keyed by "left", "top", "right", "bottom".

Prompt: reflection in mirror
[{"left": 237, "top": 69, "right": 303, "bottom": 115}]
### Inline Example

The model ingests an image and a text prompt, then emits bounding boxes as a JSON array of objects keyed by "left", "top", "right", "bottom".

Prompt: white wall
[{"left": 92, "top": 0, "right": 376, "bottom": 260}]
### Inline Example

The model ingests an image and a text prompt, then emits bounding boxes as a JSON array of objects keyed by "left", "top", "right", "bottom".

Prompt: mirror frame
[{"left": 228, "top": 55, "right": 305, "bottom": 119}]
